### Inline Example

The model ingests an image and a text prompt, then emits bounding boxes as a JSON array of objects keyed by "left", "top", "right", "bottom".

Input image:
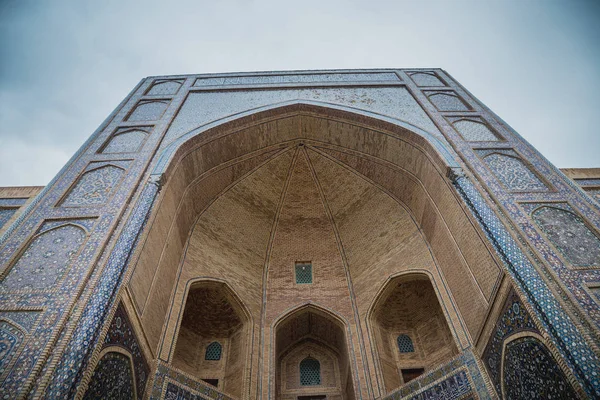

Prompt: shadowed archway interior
[{"left": 127, "top": 105, "right": 503, "bottom": 398}]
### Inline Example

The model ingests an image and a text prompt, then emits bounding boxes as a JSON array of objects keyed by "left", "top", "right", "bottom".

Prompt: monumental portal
[{"left": 0, "top": 69, "right": 599, "bottom": 399}]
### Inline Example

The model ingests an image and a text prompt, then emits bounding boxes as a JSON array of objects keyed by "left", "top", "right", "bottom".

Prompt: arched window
[
  {"left": 397, "top": 334, "right": 414, "bottom": 353},
  {"left": 205, "top": 341, "right": 222, "bottom": 360},
  {"left": 299, "top": 357, "right": 321, "bottom": 386}
]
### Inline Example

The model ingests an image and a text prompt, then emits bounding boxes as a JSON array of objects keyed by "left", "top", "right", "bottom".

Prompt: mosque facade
[{"left": 0, "top": 69, "right": 599, "bottom": 399}]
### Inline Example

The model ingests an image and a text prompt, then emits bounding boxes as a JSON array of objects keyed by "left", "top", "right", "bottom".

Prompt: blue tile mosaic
[
  {"left": 503, "top": 336, "right": 577, "bottom": 399},
  {"left": 101, "top": 128, "right": 150, "bottom": 154},
  {"left": 61, "top": 163, "right": 127, "bottom": 207},
  {"left": 0, "top": 311, "right": 40, "bottom": 332},
  {"left": 0, "top": 209, "right": 18, "bottom": 230},
  {"left": 164, "top": 382, "right": 203, "bottom": 400},
  {"left": 448, "top": 117, "right": 500, "bottom": 142},
  {"left": 454, "top": 176, "right": 600, "bottom": 398},
  {"left": 532, "top": 206, "right": 600, "bottom": 267},
  {"left": 382, "top": 350, "right": 488, "bottom": 400},
  {"left": 0, "top": 199, "right": 27, "bottom": 207},
  {"left": 574, "top": 179, "right": 600, "bottom": 186},
  {"left": 82, "top": 351, "right": 135, "bottom": 400},
  {"left": 194, "top": 72, "right": 400, "bottom": 86},
  {"left": 0, "top": 321, "right": 25, "bottom": 379},
  {"left": 149, "top": 360, "right": 234, "bottom": 400},
  {"left": 408, "top": 72, "right": 445, "bottom": 87},
  {"left": 477, "top": 150, "right": 547, "bottom": 191},
  {"left": 482, "top": 290, "right": 539, "bottom": 396},
  {"left": 127, "top": 100, "right": 170, "bottom": 121},
  {"left": 102, "top": 302, "right": 149, "bottom": 399},
  {"left": 45, "top": 183, "right": 158, "bottom": 398},
  {"left": 147, "top": 80, "right": 183, "bottom": 96},
  {"left": 425, "top": 91, "right": 470, "bottom": 111},
  {"left": 1, "top": 222, "right": 86, "bottom": 291}
]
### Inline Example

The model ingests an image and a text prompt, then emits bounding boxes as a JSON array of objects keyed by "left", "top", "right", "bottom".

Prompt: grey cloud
[{"left": 1, "top": 0, "right": 599, "bottom": 186}]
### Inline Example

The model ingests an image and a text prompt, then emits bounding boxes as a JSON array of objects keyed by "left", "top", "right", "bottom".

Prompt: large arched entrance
[{"left": 127, "top": 103, "right": 503, "bottom": 398}]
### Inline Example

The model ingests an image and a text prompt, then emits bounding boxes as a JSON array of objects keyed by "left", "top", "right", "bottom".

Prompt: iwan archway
[
  {"left": 123, "top": 103, "right": 502, "bottom": 399},
  {"left": 1, "top": 70, "right": 594, "bottom": 400}
]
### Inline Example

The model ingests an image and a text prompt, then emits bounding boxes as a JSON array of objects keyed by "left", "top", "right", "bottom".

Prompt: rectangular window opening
[
  {"left": 201, "top": 378, "right": 219, "bottom": 388},
  {"left": 295, "top": 262, "right": 313, "bottom": 284},
  {"left": 298, "top": 396, "right": 326, "bottom": 400},
  {"left": 401, "top": 368, "right": 425, "bottom": 384}
]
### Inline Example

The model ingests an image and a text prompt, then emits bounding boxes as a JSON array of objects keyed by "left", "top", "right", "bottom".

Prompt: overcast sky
[{"left": 1, "top": 0, "right": 599, "bottom": 187}]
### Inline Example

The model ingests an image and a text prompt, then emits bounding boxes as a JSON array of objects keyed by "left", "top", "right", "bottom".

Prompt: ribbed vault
[{"left": 128, "top": 106, "right": 503, "bottom": 399}]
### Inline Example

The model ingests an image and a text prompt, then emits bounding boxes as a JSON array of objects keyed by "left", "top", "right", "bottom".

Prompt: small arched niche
[
  {"left": 275, "top": 306, "right": 356, "bottom": 400},
  {"left": 172, "top": 281, "right": 250, "bottom": 397},
  {"left": 370, "top": 274, "right": 458, "bottom": 393}
]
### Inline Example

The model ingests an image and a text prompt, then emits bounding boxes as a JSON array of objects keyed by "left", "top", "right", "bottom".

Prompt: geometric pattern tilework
[
  {"left": 482, "top": 290, "right": 539, "bottom": 396},
  {"left": 103, "top": 302, "right": 149, "bottom": 399},
  {"left": 454, "top": 176, "right": 600, "bottom": 398},
  {"left": 101, "top": 128, "right": 150, "bottom": 154},
  {"left": 584, "top": 188, "right": 600, "bottom": 204},
  {"left": 0, "top": 321, "right": 25, "bottom": 379},
  {"left": 149, "top": 360, "right": 235, "bottom": 400},
  {"left": 426, "top": 91, "right": 470, "bottom": 111},
  {"left": 503, "top": 336, "right": 578, "bottom": 399},
  {"left": 82, "top": 352, "right": 135, "bottom": 400},
  {"left": 299, "top": 357, "right": 321, "bottom": 386},
  {"left": 146, "top": 80, "right": 183, "bottom": 96},
  {"left": 45, "top": 183, "right": 159, "bottom": 399},
  {"left": 204, "top": 342, "right": 222, "bottom": 361},
  {"left": 0, "top": 311, "right": 40, "bottom": 332},
  {"left": 164, "top": 382, "right": 203, "bottom": 400},
  {"left": 478, "top": 150, "right": 547, "bottom": 191},
  {"left": 62, "top": 164, "right": 127, "bottom": 207},
  {"left": 574, "top": 179, "right": 600, "bottom": 186},
  {"left": 0, "top": 199, "right": 28, "bottom": 207},
  {"left": 1, "top": 223, "right": 86, "bottom": 291},
  {"left": 382, "top": 349, "right": 489, "bottom": 400},
  {"left": 397, "top": 334, "right": 415, "bottom": 353},
  {"left": 532, "top": 206, "right": 600, "bottom": 267},
  {"left": 295, "top": 262, "right": 313, "bottom": 284},
  {"left": 193, "top": 72, "right": 401, "bottom": 86},
  {"left": 0, "top": 209, "right": 18, "bottom": 230},
  {"left": 450, "top": 118, "right": 500, "bottom": 142},
  {"left": 409, "top": 72, "right": 445, "bottom": 87},
  {"left": 127, "top": 100, "right": 169, "bottom": 122}
]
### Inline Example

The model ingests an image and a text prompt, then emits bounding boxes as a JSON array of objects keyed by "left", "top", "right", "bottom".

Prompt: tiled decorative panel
[
  {"left": 46, "top": 183, "right": 159, "bottom": 398},
  {"left": 149, "top": 360, "right": 235, "bottom": 400},
  {"left": 448, "top": 117, "right": 501, "bottom": 142},
  {"left": 82, "top": 352, "right": 135, "bottom": 400},
  {"left": 425, "top": 91, "right": 470, "bottom": 111},
  {"left": 127, "top": 100, "right": 170, "bottom": 121},
  {"left": 0, "top": 311, "right": 40, "bottom": 332},
  {"left": 1, "top": 222, "right": 86, "bottom": 291},
  {"left": 0, "top": 199, "right": 27, "bottom": 230},
  {"left": 164, "top": 382, "right": 204, "bottom": 400},
  {"left": 482, "top": 291, "right": 539, "bottom": 396},
  {"left": 0, "top": 209, "right": 18, "bottom": 230},
  {"left": 503, "top": 336, "right": 577, "bottom": 399},
  {"left": 584, "top": 188, "right": 600, "bottom": 205},
  {"left": 408, "top": 72, "right": 445, "bottom": 87},
  {"left": 102, "top": 302, "right": 149, "bottom": 399},
  {"left": 146, "top": 80, "right": 184, "bottom": 96},
  {"left": 382, "top": 350, "right": 489, "bottom": 400},
  {"left": 454, "top": 176, "right": 599, "bottom": 397},
  {"left": 477, "top": 149, "right": 547, "bottom": 191},
  {"left": 193, "top": 72, "right": 400, "bottom": 86},
  {"left": 158, "top": 87, "right": 445, "bottom": 153},
  {"left": 531, "top": 205, "right": 600, "bottom": 267},
  {"left": 101, "top": 128, "right": 150, "bottom": 154},
  {"left": 0, "top": 321, "right": 25, "bottom": 378},
  {"left": 61, "top": 162, "right": 128, "bottom": 207}
]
